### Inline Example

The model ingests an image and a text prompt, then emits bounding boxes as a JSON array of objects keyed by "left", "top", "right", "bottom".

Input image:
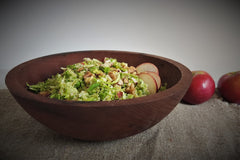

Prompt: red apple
[
  {"left": 136, "top": 63, "right": 159, "bottom": 75},
  {"left": 138, "top": 72, "right": 158, "bottom": 94},
  {"left": 136, "top": 62, "right": 161, "bottom": 90},
  {"left": 217, "top": 71, "right": 240, "bottom": 104},
  {"left": 182, "top": 71, "right": 215, "bottom": 104},
  {"left": 147, "top": 71, "right": 161, "bottom": 89}
]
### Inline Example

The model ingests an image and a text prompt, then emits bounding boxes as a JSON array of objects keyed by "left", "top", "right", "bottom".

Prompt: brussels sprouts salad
[{"left": 27, "top": 57, "right": 150, "bottom": 101}]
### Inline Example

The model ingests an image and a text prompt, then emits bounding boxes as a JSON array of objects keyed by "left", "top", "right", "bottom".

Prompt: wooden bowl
[{"left": 5, "top": 50, "right": 192, "bottom": 141}]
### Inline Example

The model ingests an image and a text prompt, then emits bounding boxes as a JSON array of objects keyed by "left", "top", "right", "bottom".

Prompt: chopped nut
[
  {"left": 96, "top": 71, "right": 104, "bottom": 77},
  {"left": 84, "top": 71, "right": 93, "bottom": 79},
  {"left": 109, "top": 71, "right": 117, "bottom": 81},
  {"left": 84, "top": 71, "right": 94, "bottom": 84},
  {"left": 128, "top": 66, "right": 136, "bottom": 74},
  {"left": 123, "top": 77, "right": 129, "bottom": 84},
  {"left": 39, "top": 91, "right": 50, "bottom": 97},
  {"left": 126, "top": 83, "right": 135, "bottom": 94},
  {"left": 78, "top": 67, "right": 84, "bottom": 72}
]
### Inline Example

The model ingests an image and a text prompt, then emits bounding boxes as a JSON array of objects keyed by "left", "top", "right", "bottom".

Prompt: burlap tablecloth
[{"left": 0, "top": 89, "right": 239, "bottom": 160}]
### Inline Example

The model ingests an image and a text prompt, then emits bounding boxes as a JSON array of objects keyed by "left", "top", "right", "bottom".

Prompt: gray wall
[{"left": 1, "top": 0, "right": 240, "bottom": 88}]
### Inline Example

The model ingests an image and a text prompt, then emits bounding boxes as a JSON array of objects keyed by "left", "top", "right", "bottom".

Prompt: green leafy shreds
[
  {"left": 27, "top": 57, "right": 150, "bottom": 101},
  {"left": 160, "top": 82, "right": 167, "bottom": 91},
  {"left": 99, "top": 66, "right": 110, "bottom": 74}
]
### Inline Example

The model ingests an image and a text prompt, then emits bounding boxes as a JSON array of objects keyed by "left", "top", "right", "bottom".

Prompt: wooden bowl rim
[{"left": 5, "top": 50, "right": 192, "bottom": 107}]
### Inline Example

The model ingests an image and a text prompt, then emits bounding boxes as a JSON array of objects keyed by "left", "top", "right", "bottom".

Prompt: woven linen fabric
[{"left": 0, "top": 89, "right": 239, "bottom": 160}]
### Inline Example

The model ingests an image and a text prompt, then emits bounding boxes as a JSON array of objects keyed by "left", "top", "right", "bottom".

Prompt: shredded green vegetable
[{"left": 27, "top": 57, "right": 150, "bottom": 101}]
